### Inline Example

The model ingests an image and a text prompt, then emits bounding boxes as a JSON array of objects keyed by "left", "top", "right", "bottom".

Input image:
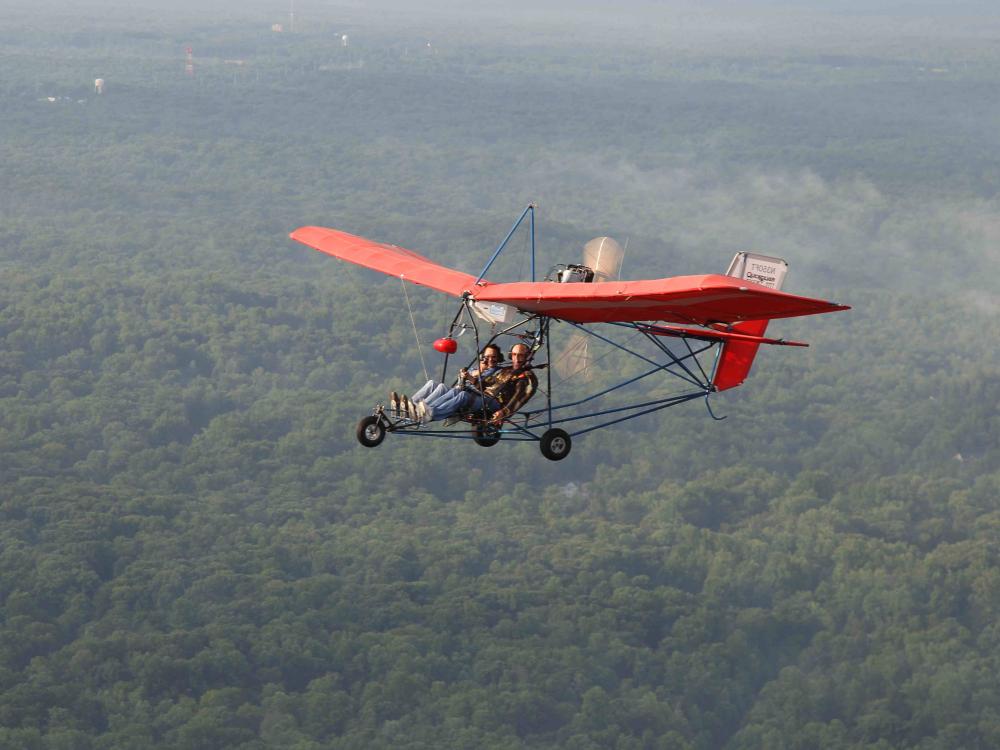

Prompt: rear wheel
[
  {"left": 472, "top": 424, "right": 501, "bottom": 447},
  {"left": 356, "top": 415, "right": 386, "bottom": 447},
  {"left": 539, "top": 428, "right": 571, "bottom": 461}
]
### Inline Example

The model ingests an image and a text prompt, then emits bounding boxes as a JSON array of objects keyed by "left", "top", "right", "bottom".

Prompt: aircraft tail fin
[
  {"left": 712, "top": 253, "right": 788, "bottom": 392},
  {"left": 712, "top": 319, "right": 770, "bottom": 391}
]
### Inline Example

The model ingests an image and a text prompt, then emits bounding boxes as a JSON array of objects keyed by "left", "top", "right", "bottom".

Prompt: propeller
[
  {"left": 583, "top": 236, "right": 625, "bottom": 283},
  {"left": 553, "top": 237, "right": 624, "bottom": 381}
]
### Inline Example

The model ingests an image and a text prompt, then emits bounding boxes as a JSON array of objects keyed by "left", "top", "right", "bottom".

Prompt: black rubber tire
[
  {"left": 472, "top": 424, "right": 501, "bottom": 447},
  {"left": 539, "top": 428, "right": 572, "bottom": 461},
  {"left": 356, "top": 415, "right": 386, "bottom": 448}
]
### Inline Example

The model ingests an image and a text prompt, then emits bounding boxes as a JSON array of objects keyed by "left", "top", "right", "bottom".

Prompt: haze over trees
[{"left": 1, "top": 1, "right": 998, "bottom": 747}]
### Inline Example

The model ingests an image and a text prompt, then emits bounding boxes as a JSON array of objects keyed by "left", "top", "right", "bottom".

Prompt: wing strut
[{"left": 475, "top": 203, "right": 537, "bottom": 283}]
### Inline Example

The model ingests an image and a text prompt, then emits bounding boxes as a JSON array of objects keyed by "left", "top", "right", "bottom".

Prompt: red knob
[{"left": 433, "top": 337, "right": 458, "bottom": 354}]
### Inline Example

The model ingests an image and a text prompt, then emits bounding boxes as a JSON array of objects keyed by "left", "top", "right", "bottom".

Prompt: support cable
[{"left": 401, "top": 277, "right": 429, "bottom": 383}]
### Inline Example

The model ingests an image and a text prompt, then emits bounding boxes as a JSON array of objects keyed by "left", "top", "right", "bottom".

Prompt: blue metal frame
[
  {"left": 389, "top": 315, "right": 722, "bottom": 444},
  {"left": 382, "top": 206, "right": 728, "bottom": 446}
]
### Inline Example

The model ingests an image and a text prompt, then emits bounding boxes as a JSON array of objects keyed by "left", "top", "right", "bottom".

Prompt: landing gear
[
  {"left": 356, "top": 415, "right": 386, "bottom": 447},
  {"left": 539, "top": 428, "right": 571, "bottom": 461},
  {"left": 472, "top": 424, "right": 501, "bottom": 447}
]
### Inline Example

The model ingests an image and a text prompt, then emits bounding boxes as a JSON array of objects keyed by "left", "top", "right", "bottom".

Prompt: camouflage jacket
[{"left": 482, "top": 366, "right": 538, "bottom": 419}]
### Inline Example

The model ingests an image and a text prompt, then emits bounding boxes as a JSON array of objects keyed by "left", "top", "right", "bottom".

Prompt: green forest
[{"left": 1, "top": 1, "right": 999, "bottom": 747}]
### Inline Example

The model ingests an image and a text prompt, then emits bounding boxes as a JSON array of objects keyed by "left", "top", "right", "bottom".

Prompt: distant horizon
[{"left": 7, "top": 0, "right": 1000, "bottom": 60}]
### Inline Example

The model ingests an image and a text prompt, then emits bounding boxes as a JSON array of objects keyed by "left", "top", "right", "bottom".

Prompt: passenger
[
  {"left": 390, "top": 344, "right": 503, "bottom": 419},
  {"left": 420, "top": 344, "right": 504, "bottom": 413}
]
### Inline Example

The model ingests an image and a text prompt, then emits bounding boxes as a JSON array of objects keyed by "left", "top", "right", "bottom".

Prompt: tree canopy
[{"left": 1, "top": 3, "right": 998, "bottom": 747}]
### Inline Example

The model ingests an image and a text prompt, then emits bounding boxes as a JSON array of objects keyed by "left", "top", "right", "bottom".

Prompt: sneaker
[
  {"left": 390, "top": 391, "right": 400, "bottom": 416},
  {"left": 419, "top": 402, "right": 434, "bottom": 423},
  {"left": 402, "top": 395, "right": 414, "bottom": 420}
]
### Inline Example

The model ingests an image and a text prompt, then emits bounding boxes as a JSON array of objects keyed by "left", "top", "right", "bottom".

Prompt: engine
[{"left": 554, "top": 264, "right": 595, "bottom": 283}]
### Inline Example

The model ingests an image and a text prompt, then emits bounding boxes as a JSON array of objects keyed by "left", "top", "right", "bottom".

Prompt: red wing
[
  {"left": 474, "top": 275, "right": 849, "bottom": 324},
  {"left": 290, "top": 226, "right": 478, "bottom": 297},
  {"left": 291, "top": 226, "right": 849, "bottom": 324}
]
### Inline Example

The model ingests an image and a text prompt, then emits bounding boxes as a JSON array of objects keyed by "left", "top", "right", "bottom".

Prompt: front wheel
[
  {"left": 356, "top": 415, "right": 386, "bottom": 447},
  {"left": 539, "top": 428, "right": 571, "bottom": 461},
  {"left": 472, "top": 424, "right": 501, "bottom": 447}
]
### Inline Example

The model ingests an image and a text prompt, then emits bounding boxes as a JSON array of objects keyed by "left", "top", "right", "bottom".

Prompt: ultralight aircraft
[{"left": 291, "top": 205, "right": 848, "bottom": 460}]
